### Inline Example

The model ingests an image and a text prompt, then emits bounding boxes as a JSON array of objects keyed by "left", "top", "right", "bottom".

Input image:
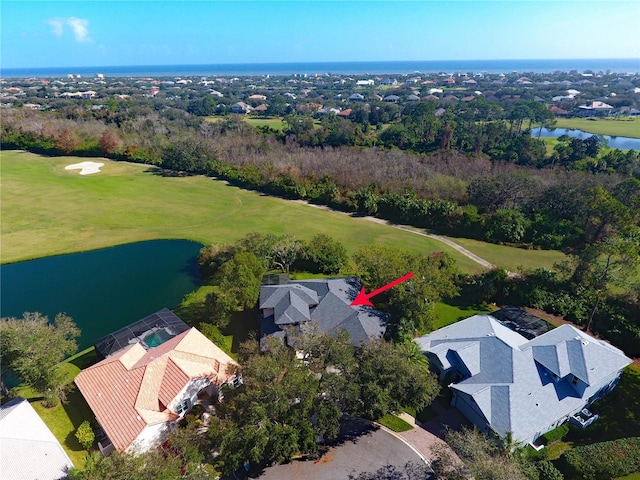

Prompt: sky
[{"left": 2, "top": 0, "right": 639, "bottom": 69}]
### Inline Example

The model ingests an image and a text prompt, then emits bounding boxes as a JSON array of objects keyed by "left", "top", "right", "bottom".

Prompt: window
[
  {"left": 175, "top": 398, "right": 190, "bottom": 416},
  {"left": 571, "top": 375, "right": 579, "bottom": 385}
]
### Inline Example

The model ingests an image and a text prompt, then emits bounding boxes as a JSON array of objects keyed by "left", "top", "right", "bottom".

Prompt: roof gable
[{"left": 260, "top": 277, "right": 386, "bottom": 347}]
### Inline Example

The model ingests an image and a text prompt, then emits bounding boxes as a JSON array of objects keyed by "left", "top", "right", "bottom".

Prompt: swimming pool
[{"left": 143, "top": 328, "right": 174, "bottom": 348}]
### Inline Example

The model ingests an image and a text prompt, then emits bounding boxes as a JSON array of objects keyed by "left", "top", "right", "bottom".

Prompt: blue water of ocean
[{"left": 2, "top": 59, "right": 639, "bottom": 78}]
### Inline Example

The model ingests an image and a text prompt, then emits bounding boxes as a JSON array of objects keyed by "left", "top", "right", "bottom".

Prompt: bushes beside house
[
  {"left": 75, "top": 420, "right": 95, "bottom": 449},
  {"left": 558, "top": 437, "right": 640, "bottom": 480},
  {"left": 541, "top": 424, "right": 570, "bottom": 445}
]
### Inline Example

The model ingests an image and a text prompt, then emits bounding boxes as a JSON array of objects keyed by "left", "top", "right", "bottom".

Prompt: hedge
[
  {"left": 558, "top": 437, "right": 640, "bottom": 480},
  {"left": 542, "top": 424, "right": 570, "bottom": 445}
]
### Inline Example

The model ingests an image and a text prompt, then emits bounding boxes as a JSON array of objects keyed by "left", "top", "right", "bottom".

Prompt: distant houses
[{"left": 577, "top": 100, "right": 614, "bottom": 117}]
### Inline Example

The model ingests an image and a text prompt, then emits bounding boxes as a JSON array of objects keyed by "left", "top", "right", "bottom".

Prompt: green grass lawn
[
  {"left": 615, "top": 473, "right": 640, "bottom": 480},
  {"left": 443, "top": 236, "right": 567, "bottom": 273},
  {"left": 542, "top": 364, "right": 640, "bottom": 464},
  {"left": 12, "top": 351, "right": 100, "bottom": 469},
  {"left": 432, "top": 300, "right": 496, "bottom": 330},
  {"left": 553, "top": 117, "right": 640, "bottom": 139},
  {"left": 205, "top": 115, "right": 287, "bottom": 131},
  {"left": 377, "top": 413, "right": 414, "bottom": 432},
  {"left": 1, "top": 150, "right": 562, "bottom": 277}
]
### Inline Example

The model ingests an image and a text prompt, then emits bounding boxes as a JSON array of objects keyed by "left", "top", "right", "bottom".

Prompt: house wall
[
  {"left": 451, "top": 391, "right": 489, "bottom": 433},
  {"left": 584, "top": 370, "right": 624, "bottom": 405},
  {"left": 522, "top": 369, "right": 625, "bottom": 445},
  {"left": 169, "top": 377, "right": 214, "bottom": 415},
  {"left": 127, "top": 422, "right": 171, "bottom": 455}
]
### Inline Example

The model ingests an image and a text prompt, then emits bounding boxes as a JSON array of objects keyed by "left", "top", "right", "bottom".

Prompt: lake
[
  {"left": 531, "top": 127, "right": 640, "bottom": 150},
  {"left": 0, "top": 240, "right": 203, "bottom": 350}
]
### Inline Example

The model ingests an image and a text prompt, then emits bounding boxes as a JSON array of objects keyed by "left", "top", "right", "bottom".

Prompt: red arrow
[{"left": 350, "top": 272, "right": 415, "bottom": 307}]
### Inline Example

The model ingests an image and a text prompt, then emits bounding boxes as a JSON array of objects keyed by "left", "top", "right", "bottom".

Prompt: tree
[
  {"left": 161, "top": 138, "right": 214, "bottom": 173},
  {"left": 98, "top": 129, "right": 123, "bottom": 154},
  {"left": 54, "top": 127, "right": 82, "bottom": 154},
  {"left": 203, "top": 251, "right": 265, "bottom": 328},
  {"left": 346, "top": 340, "right": 439, "bottom": 420},
  {"left": 303, "top": 234, "right": 348, "bottom": 274},
  {"left": 209, "top": 340, "right": 342, "bottom": 475},
  {"left": 436, "top": 427, "right": 535, "bottom": 480},
  {"left": 353, "top": 245, "right": 458, "bottom": 335},
  {"left": 349, "top": 462, "right": 434, "bottom": 480},
  {"left": 485, "top": 209, "right": 529, "bottom": 244},
  {"left": 0, "top": 312, "right": 80, "bottom": 406},
  {"left": 75, "top": 420, "right": 95, "bottom": 449},
  {"left": 213, "top": 251, "right": 265, "bottom": 310},
  {"left": 271, "top": 235, "right": 303, "bottom": 273}
]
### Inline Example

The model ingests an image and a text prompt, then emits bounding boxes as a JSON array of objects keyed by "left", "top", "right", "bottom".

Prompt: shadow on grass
[
  {"left": 566, "top": 366, "right": 640, "bottom": 446},
  {"left": 66, "top": 348, "right": 99, "bottom": 371},
  {"left": 62, "top": 388, "right": 96, "bottom": 451},
  {"left": 222, "top": 309, "right": 261, "bottom": 354}
]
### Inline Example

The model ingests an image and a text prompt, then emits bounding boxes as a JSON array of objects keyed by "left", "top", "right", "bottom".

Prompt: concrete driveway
[{"left": 255, "top": 417, "right": 424, "bottom": 480}]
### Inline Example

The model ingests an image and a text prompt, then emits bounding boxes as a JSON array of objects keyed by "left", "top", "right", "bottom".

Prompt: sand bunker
[{"left": 65, "top": 161, "right": 105, "bottom": 175}]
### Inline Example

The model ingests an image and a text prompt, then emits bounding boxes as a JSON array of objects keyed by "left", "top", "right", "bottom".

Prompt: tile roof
[
  {"left": 416, "top": 315, "right": 631, "bottom": 443},
  {"left": 1, "top": 397, "right": 74, "bottom": 480},
  {"left": 75, "top": 327, "right": 237, "bottom": 452}
]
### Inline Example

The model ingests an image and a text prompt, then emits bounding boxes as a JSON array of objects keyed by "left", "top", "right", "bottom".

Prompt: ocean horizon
[{"left": 2, "top": 58, "right": 639, "bottom": 78}]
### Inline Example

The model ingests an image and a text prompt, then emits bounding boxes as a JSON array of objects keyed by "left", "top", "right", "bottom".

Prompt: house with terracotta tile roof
[{"left": 75, "top": 326, "right": 238, "bottom": 455}]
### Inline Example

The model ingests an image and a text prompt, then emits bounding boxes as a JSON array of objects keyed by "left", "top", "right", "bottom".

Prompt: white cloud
[
  {"left": 46, "top": 17, "right": 92, "bottom": 43},
  {"left": 67, "top": 17, "right": 90, "bottom": 43},
  {"left": 47, "top": 18, "right": 64, "bottom": 37}
]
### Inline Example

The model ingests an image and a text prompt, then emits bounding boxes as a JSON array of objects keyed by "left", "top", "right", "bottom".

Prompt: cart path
[{"left": 293, "top": 200, "right": 500, "bottom": 272}]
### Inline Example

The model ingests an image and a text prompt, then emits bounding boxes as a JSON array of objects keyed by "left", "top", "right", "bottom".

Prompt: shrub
[
  {"left": 75, "top": 420, "right": 95, "bottom": 449},
  {"left": 536, "top": 460, "right": 564, "bottom": 480},
  {"left": 559, "top": 437, "right": 640, "bottom": 480},
  {"left": 542, "top": 424, "right": 569, "bottom": 445}
]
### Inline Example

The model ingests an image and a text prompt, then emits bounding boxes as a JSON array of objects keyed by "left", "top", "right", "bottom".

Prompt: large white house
[
  {"left": 415, "top": 313, "right": 631, "bottom": 446},
  {"left": 75, "top": 324, "right": 238, "bottom": 455}
]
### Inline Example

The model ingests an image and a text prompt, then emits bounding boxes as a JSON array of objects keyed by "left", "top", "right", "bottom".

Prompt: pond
[
  {"left": 0, "top": 240, "right": 203, "bottom": 351},
  {"left": 531, "top": 127, "right": 640, "bottom": 150}
]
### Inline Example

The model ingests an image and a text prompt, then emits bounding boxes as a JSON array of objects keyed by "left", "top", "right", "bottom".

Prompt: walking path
[{"left": 294, "top": 200, "right": 502, "bottom": 272}]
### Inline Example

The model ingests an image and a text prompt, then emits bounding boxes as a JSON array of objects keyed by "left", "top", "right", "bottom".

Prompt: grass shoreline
[{"left": 553, "top": 117, "right": 640, "bottom": 139}]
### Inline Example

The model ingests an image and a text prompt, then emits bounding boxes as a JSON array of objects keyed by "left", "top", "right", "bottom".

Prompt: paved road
[{"left": 255, "top": 418, "right": 424, "bottom": 480}]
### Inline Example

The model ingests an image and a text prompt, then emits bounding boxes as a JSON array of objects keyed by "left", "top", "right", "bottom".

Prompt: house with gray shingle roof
[
  {"left": 415, "top": 313, "right": 631, "bottom": 446},
  {"left": 259, "top": 277, "right": 387, "bottom": 349}
]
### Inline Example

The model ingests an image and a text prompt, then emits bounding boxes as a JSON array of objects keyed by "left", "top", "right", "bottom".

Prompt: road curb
[{"left": 373, "top": 422, "right": 431, "bottom": 467}]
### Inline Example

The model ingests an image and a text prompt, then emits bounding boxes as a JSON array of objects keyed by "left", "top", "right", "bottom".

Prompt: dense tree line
[{"left": 2, "top": 107, "right": 637, "bottom": 256}]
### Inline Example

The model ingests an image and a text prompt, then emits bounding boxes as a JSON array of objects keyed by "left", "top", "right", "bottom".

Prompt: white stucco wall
[
  {"left": 168, "top": 377, "right": 213, "bottom": 415},
  {"left": 127, "top": 422, "right": 170, "bottom": 456}
]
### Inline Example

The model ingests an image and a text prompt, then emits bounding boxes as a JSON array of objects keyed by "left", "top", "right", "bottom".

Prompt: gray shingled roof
[
  {"left": 259, "top": 277, "right": 387, "bottom": 348},
  {"left": 415, "top": 314, "right": 631, "bottom": 443}
]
